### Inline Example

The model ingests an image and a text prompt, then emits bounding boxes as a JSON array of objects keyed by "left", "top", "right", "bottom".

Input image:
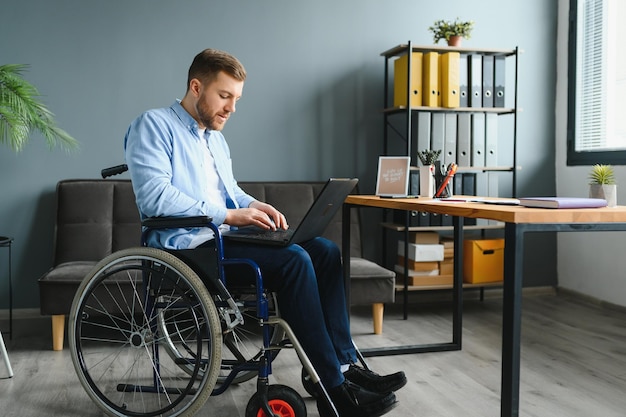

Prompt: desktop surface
[{"left": 344, "top": 195, "right": 626, "bottom": 224}]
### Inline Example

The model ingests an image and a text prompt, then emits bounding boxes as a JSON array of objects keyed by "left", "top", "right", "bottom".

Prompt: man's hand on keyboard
[{"left": 226, "top": 201, "right": 288, "bottom": 231}]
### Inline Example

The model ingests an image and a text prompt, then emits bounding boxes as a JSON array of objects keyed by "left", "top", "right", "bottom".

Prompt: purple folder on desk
[{"left": 518, "top": 197, "right": 608, "bottom": 209}]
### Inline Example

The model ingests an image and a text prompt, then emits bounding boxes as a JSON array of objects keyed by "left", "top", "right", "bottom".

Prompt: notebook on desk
[
  {"left": 222, "top": 178, "right": 358, "bottom": 246},
  {"left": 439, "top": 196, "right": 521, "bottom": 205},
  {"left": 518, "top": 197, "right": 608, "bottom": 209}
]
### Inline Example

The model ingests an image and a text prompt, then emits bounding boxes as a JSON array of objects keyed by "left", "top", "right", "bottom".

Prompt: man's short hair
[{"left": 187, "top": 48, "right": 247, "bottom": 89}]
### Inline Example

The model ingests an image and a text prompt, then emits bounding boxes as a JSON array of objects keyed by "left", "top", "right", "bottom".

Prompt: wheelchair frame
[{"left": 67, "top": 165, "right": 342, "bottom": 417}]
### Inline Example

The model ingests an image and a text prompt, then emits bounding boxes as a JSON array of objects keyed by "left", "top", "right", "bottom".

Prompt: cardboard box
[
  {"left": 394, "top": 265, "right": 439, "bottom": 277},
  {"left": 398, "top": 241, "right": 444, "bottom": 262},
  {"left": 408, "top": 231, "right": 440, "bottom": 244},
  {"left": 395, "top": 264, "right": 440, "bottom": 286},
  {"left": 396, "top": 257, "right": 439, "bottom": 271},
  {"left": 463, "top": 239, "right": 504, "bottom": 283},
  {"left": 440, "top": 237, "right": 454, "bottom": 259},
  {"left": 439, "top": 259, "right": 454, "bottom": 275},
  {"left": 396, "top": 273, "right": 453, "bottom": 286}
]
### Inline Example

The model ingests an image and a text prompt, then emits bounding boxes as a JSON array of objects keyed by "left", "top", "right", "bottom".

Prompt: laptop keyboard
[{"left": 237, "top": 228, "right": 293, "bottom": 242}]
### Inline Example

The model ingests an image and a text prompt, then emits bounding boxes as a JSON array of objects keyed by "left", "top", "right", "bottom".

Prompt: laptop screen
[{"left": 375, "top": 156, "right": 411, "bottom": 197}]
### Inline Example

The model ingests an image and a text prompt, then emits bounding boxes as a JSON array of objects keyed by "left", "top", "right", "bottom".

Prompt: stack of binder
[
  {"left": 393, "top": 50, "right": 507, "bottom": 109},
  {"left": 468, "top": 53, "right": 506, "bottom": 108},
  {"left": 421, "top": 51, "right": 461, "bottom": 108}
]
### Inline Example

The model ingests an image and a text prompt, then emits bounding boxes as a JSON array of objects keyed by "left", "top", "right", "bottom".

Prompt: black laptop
[{"left": 222, "top": 178, "right": 358, "bottom": 246}]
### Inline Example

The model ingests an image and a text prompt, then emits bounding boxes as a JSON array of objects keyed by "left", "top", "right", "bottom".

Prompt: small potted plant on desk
[
  {"left": 588, "top": 164, "right": 617, "bottom": 207},
  {"left": 428, "top": 18, "right": 475, "bottom": 47}
]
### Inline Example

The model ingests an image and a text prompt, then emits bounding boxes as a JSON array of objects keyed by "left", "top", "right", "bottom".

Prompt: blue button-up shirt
[{"left": 124, "top": 100, "right": 256, "bottom": 249}]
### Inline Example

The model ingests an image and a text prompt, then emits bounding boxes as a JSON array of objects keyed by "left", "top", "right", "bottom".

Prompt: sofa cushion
[
  {"left": 349, "top": 257, "right": 396, "bottom": 305},
  {"left": 39, "top": 260, "right": 140, "bottom": 317},
  {"left": 53, "top": 180, "right": 141, "bottom": 264},
  {"left": 39, "top": 261, "right": 97, "bottom": 315}
]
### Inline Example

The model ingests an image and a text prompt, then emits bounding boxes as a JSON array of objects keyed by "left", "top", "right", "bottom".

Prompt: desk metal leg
[
  {"left": 402, "top": 210, "right": 410, "bottom": 320},
  {"left": 342, "top": 204, "right": 352, "bottom": 316},
  {"left": 501, "top": 223, "right": 523, "bottom": 417},
  {"left": 452, "top": 215, "right": 464, "bottom": 347},
  {"left": 345, "top": 207, "right": 463, "bottom": 357}
]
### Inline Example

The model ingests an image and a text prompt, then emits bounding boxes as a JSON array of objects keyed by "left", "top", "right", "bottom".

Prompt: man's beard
[
  {"left": 195, "top": 103, "right": 222, "bottom": 130},
  {"left": 195, "top": 93, "right": 225, "bottom": 130}
]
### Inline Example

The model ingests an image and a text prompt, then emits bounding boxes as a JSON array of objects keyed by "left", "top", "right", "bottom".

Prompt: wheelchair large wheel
[{"left": 69, "top": 247, "right": 222, "bottom": 417}]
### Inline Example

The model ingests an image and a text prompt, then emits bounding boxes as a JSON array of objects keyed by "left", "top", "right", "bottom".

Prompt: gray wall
[
  {"left": 554, "top": 0, "right": 626, "bottom": 308},
  {"left": 0, "top": 0, "right": 558, "bottom": 310}
]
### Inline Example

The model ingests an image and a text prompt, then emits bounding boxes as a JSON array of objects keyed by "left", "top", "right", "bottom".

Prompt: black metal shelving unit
[{"left": 380, "top": 41, "right": 520, "bottom": 320}]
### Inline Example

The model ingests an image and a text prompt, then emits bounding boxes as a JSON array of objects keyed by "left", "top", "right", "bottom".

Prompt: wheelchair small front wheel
[{"left": 244, "top": 384, "right": 307, "bottom": 417}]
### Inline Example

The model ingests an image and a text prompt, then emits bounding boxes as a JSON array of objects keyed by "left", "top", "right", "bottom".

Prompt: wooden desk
[{"left": 342, "top": 196, "right": 626, "bottom": 417}]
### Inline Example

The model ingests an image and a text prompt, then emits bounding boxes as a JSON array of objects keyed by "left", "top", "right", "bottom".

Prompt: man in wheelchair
[{"left": 124, "top": 48, "right": 406, "bottom": 417}]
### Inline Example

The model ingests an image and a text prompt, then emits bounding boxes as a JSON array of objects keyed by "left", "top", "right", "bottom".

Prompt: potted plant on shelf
[
  {"left": 428, "top": 18, "right": 475, "bottom": 46},
  {"left": 588, "top": 164, "right": 617, "bottom": 207},
  {"left": 1, "top": 64, "right": 78, "bottom": 152}
]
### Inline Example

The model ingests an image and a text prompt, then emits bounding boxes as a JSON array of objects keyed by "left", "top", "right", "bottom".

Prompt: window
[{"left": 568, "top": 0, "right": 626, "bottom": 165}]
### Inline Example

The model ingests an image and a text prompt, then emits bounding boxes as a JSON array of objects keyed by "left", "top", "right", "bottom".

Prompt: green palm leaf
[{"left": 0, "top": 64, "right": 78, "bottom": 152}]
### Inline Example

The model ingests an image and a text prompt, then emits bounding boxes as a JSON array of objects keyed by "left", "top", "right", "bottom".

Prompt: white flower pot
[
  {"left": 589, "top": 184, "right": 617, "bottom": 207},
  {"left": 419, "top": 165, "right": 435, "bottom": 198}
]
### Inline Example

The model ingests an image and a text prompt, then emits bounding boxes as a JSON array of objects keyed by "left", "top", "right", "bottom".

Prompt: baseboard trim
[
  {"left": 0, "top": 308, "right": 41, "bottom": 320},
  {"left": 480, "top": 285, "right": 557, "bottom": 300},
  {"left": 395, "top": 285, "right": 557, "bottom": 305},
  {"left": 556, "top": 287, "right": 626, "bottom": 314}
]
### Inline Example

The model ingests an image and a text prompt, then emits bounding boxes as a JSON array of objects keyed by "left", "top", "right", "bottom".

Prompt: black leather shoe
[
  {"left": 317, "top": 379, "right": 397, "bottom": 417},
  {"left": 344, "top": 364, "right": 407, "bottom": 394}
]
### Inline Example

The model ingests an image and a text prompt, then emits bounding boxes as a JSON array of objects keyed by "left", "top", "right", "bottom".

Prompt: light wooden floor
[{"left": 1, "top": 291, "right": 626, "bottom": 417}]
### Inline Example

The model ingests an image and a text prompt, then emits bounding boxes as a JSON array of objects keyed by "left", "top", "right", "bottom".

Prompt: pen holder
[{"left": 434, "top": 162, "right": 452, "bottom": 198}]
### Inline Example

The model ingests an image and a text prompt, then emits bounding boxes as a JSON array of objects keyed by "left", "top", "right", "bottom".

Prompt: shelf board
[
  {"left": 394, "top": 280, "right": 503, "bottom": 292},
  {"left": 381, "top": 222, "right": 504, "bottom": 232},
  {"left": 383, "top": 106, "right": 516, "bottom": 115},
  {"left": 381, "top": 44, "right": 518, "bottom": 57},
  {"left": 408, "top": 165, "right": 516, "bottom": 173},
  {"left": 456, "top": 166, "right": 517, "bottom": 173}
]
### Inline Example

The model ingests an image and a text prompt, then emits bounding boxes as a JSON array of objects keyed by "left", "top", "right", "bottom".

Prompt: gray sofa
[{"left": 38, "top": 179, "right": 396, "bottom": 350}]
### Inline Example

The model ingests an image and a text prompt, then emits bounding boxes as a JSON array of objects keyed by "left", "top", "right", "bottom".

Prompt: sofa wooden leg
[
  {"left": 372, "top": 303, "right": 384, "bottom": 335},
  {"left": 52, "top": 315, "right": 65, "bottom": 351}
]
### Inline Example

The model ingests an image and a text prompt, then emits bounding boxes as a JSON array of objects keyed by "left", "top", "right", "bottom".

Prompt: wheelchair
[{"left": 66, "top": 165, "right": 355, "bottom": 417}]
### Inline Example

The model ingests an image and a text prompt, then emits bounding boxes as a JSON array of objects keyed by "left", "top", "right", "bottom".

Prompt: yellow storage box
[{"left": 463, "top": 239, "right": 504, "bottom": 283}]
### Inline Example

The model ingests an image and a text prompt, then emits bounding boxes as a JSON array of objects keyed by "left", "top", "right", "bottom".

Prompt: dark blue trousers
[{"left": 223, "top": 237, "right": 356, "bottom": 388}]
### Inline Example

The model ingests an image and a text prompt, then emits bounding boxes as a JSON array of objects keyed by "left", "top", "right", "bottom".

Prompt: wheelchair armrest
[{"left": 142, "top": 216, "right": 214, "bottom": 230}]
